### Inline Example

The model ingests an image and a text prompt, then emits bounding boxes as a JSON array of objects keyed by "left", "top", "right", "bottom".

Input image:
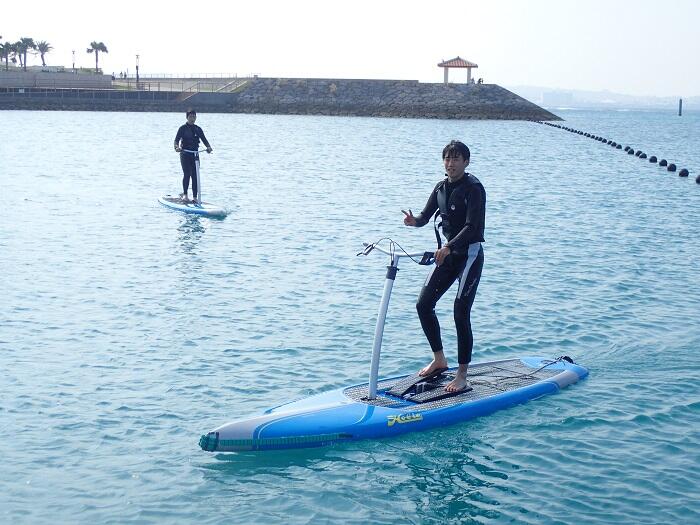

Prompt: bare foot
[
  {"left": 445, "top": 375, "right": 471, "bottom": 392},
  {"left": 419, "top": 357, "right": 448, "bottom": 376},
  {"left": 445, "top": 364, "right": 470, "bottom": 392}
]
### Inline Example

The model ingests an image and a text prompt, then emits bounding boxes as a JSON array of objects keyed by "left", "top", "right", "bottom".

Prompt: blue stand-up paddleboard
[
  {"left": 159, "top": 149, "right": 227, "bottom": 218},
  {"left": 200, "top": 241, "right": 588, "bottom": 452}
]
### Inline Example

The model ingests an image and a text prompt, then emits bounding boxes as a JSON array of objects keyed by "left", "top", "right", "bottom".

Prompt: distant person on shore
[
  {"left": 174, "top": 109, "right": 212, "bottom": 203},
  {"left": 402, "top": 140, "right": 485, "bottom": 393}
]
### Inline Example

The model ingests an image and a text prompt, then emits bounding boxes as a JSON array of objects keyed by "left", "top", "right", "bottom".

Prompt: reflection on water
[
  {"left": 177, "top": 215, "right": 206, "bottom": 255},
  {"left": 197, "top": 433, "right": 521, "bottom": 523}
]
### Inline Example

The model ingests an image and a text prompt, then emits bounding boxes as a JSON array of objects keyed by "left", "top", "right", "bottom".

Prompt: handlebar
[
  {"left": 361, "top": 242, "right": 423, "bottom": 258},
  {"left": 359, "top": 240, "right": 434, "bottom": 265}
]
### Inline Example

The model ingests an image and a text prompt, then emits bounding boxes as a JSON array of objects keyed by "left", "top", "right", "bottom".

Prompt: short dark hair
[
  {"left": 186, "top": 109, "right": 196, "bottom": 117},
  {"left": 442, "top": 140, "right": 470, "bottom": 161}
]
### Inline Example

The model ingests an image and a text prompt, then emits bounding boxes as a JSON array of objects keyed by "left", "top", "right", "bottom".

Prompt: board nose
[{"left": 199, "top": 431, "right": 219, "bottom": 451}]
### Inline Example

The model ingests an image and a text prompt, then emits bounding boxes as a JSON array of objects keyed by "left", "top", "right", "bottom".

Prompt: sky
[{"left": 4, "top": 0, "right": 699, "bottom": 97}]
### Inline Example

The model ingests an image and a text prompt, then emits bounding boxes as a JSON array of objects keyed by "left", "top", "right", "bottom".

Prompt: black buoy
[
  {"left": 627, "top": 149, "right": 635, "bottom": 155},
  {"left": 611, "top": 142, "right": 617, "bottom": 147},
  {"left": 635, "top": 150, "right": 643, "bottom": 157},
  {"left": 616, "top": 144, "right": 622, "bottom": 149},
  {"left": 603, "top": 139, "right": 608, "bottom": 144},
  {"left": 624, "top": 146, "right": 630, "bottom": 151},
  {"left": 640, "top": 153, "right": 647, "bottom": 159},
  {"left": 695, "top": 174, "right": 700, "bottom": 184},
  {"left": 667, "top": 163, "right": 677, "bottom": 172},
  {"left": 649, "top": 156, "right": 657, "bottom": 163},
  {"left": 679, "top": 168, "right": 689, "bottom": 177},
  {"left": 659, "top": 159, "right": 668, "bottom": 166}
]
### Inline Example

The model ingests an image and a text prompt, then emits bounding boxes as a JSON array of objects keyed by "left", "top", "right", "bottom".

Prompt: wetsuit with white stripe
[{"left": 413, "top": 173, "right": 485, "bottom": 364}]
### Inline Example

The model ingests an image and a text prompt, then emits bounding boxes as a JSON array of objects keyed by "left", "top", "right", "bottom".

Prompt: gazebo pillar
[
  {"left": 444, "top": 68, "right": 449, "bottom": 85},
  {"left": 467, "top": 68, "right": 472, "bottom": 84}
]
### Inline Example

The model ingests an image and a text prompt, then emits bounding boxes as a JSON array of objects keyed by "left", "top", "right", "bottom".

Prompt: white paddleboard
[{"left": 158, "top": 195, "right": 227, "bottom": 218}]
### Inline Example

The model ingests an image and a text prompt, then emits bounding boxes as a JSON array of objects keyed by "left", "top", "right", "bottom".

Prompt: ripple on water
[{"left": 1, "top": 110, "right": 700, "bottom": 523}]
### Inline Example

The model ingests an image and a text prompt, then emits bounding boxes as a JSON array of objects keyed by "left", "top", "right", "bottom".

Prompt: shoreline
[{"left": 0, "top": 76, "right": 561, "bottom": 121}]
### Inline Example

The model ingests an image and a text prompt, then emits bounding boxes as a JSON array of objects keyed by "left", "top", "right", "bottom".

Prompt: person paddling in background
[
  {"left": 174, "top": 109, "right": 212, "bottom": 203},
  {"left": 402, "top": 140, "right": 485, "bottom": 393}
]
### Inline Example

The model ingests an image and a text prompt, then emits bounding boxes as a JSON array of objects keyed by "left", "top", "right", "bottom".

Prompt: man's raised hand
[{"left": 402, "top": 209, "right": 416, "bottom": 226}]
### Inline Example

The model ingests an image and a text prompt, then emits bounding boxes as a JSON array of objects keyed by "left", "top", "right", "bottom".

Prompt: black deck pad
[
  {"left": 409, "top": 384, "right": 474, "bottom": 404},
  {"left": 387, "top": 367, "right": 448, "bottom": 397}
]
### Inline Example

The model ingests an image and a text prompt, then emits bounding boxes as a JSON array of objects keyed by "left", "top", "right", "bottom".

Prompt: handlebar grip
[{"left": 419, "top": 252, "right": 435, "bottom": 265}]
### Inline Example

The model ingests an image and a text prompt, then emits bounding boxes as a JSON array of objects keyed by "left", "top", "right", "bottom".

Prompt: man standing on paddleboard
[
  {"left": 174, "top": 109, "right": 213, "bottom": 203},
  {"left": 402, "top": 140, "right": 485, "bottom": 393}
]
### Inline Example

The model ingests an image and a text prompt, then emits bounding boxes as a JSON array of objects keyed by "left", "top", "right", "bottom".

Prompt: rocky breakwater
[{"left": 227, "top": 77, "right": 560, "bottom": 120}]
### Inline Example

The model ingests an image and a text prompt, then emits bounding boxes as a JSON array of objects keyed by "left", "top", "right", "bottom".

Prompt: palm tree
[
  {"left": 6, "top": 43, "right": 14, "bottom": 68},
  {"left": 18, "top": 37, "right": 36, "bottom": 71},
  {"left": 9, "top": 42, "right": 18, "bottom": 68},
  {"left": 36, "top": 40, "right": 52, "bottom": 67},
  {"left": 86, "top": 41, "right": 108, "bottom": 73},
  {"left": 14, "top": 40, "right": 25, "bottom": 69},
  {"left": 0, "top": 41, "right": 9, "bottom": 71}
]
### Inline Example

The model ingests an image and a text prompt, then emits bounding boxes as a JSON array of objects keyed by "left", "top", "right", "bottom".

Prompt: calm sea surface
[{"left": 2, "top": 108, "right": 699, "bottom": 524}]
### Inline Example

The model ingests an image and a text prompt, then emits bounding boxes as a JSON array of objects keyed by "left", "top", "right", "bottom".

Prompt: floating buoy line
[{"left": 537, "top": 121, "right": 698, "bottom": 184}]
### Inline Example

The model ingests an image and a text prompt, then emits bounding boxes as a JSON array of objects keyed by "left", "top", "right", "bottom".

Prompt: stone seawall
[
  {"left": 231, "top": 78, "right": 560, "bottom": 120},
  {"left": 0, "top": 77, "right": 560, "bottom": 121}
]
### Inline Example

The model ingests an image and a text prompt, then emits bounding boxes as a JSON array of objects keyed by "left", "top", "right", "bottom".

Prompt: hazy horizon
[{"left": 4, "top": 0, "right": 699, "bottom": 98}]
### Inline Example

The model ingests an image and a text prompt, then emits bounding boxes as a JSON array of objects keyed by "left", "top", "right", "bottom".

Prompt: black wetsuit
[
  {"left": 413, "top": 173, "right": 486, "bottom": 364},
  {"left": 174, "top": 123, "right": 211, "bottom": 198}
]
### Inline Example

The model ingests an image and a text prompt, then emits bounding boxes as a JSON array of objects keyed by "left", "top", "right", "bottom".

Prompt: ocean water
[{"left": 2, "top": 108, "right": 699, "bottom": 524}]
